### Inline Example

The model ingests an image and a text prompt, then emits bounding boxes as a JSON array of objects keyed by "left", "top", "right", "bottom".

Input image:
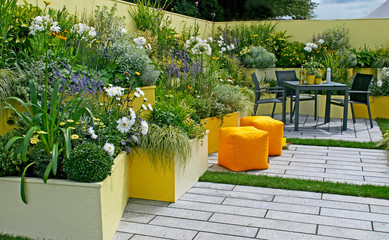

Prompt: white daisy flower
[
  {"left": 116, "top": 117, "right": 133, "bottom": 133},
  {"left": 119, "top": 27, "right": 127, "bottom": 34},
  {"left": 304, "top": 46, "right": 312, "bottom": 52},
  {"left": 148, "top": 103, "right": 153, "bottom": 111},
  {"left": 318, "top": 39, "right": 325, "bottom": 44},
  {"left": 377, "top": 81, "right": 383, "bottom": 87},
  {"left": 141, "top": 120, "right": 148, "bottom": 135},
  {"left": 103, "top": 143, "right": 115, "bottom": 156},
  {"left": 91, "top": 133, "right": 98, "bottom": 139},
  {"left": 88, "top": 27, "right": 96, "bottom": 38},
  {"left": 134, "top": 37, "right": 147, "bottom": 46},
  {"left": 87, "top": 127, "right": 95, "bottom": 134}
]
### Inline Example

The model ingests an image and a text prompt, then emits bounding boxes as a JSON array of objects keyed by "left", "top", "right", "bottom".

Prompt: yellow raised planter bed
[
  {"left": 128, "top": 133, "right": 208, "bottom": 202},
  {"left": 0, "top": 152, "right": 130, "bottom": 240},
  {"left": 201, "top": 112, "right": 239, "bottom": 154}
]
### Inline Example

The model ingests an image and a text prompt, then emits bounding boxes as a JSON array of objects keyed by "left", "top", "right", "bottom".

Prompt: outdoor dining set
[{"left": 251, "top": 70, "right": 375, "bottom": 131}]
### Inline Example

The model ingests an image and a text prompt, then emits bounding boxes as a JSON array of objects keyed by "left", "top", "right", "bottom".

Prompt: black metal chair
[
  {"left": 251, "top": 73, "right": 283, "bottom": 117},
  {"left": 275, "top": 70, "right": 317, "bottom": 122},
  {"left": 330, "top": 73, "right": 374, "bottom": 128}
]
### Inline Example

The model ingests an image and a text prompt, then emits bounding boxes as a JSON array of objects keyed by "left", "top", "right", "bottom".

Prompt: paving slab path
[{"left": 115, "top": 182, "right": 389, "bottom": 240}]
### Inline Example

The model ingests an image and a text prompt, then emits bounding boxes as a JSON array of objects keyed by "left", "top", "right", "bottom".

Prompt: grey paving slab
[
  {"left": 233, "top": 185, "right": 322, "bottom": 199},
  {"left": 222, "top": 197, "right": 319, "bottom": 214},
  {"left": 256, "top": 228, "right": 341, "bottom": 240},
  {"left": 373, "top": 222, "right": 389, "bottom": 232},
  {"left": 322, "top": 193, "right": 389, "bottom": 206},
  {"left": 193, "top": 232, "right": 256, "bottom": 240},
  {"left": 266, "top": 210, "right": 372, "bottom": 230},
  {"left": 318, "top": 225, "right": 389, "bottom": 240},
  {"left": 121, "top": 211, "right": 155, "bottom": 223},
  {"left": 112, "top": 232, "right": 133, "bottom": 240},
  {"left": 179, "top": 192, "right": 226, "bottom": 204},
  {"left": 273, "top": 195, "right": 370, "bottom": 211},
  {"left": 210, "top": 212, "right": 317, "bottom": 234},
  {"left": 116, "top": 221, "right": 197, "bottom": 240},
  {"left": 321, "top": 207, "right": 389, "bottom": 223},
  {"left": 150, "top": 216, "right": 258, "bottom": 238},
  {"left": 126, "top": 203, "right": 212, "bottom": 221},
  {"left": 169, "top": 200, "right": 268, "bottom": 218},
  {"left": 187, "top": 186, "right": 274, "bottom": 202}
]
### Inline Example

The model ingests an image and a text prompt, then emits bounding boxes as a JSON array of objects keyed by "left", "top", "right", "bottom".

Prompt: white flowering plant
[
  {"left": 370, "top": 67, "right": 389, "bottom": 96},
  {"left": 90, "top": 74, "right": 151, "bottom": 155}
]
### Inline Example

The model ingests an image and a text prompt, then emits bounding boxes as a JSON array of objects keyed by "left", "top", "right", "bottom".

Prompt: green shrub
[
  {"left": 64, "top": 142, "right": 114, "bottom": 183},
  {"left": 212, "top": 84, "right": 254, "bottom": 115},
  {"left": 30, "top": 148, "right": 66, "bottom": 179},
  {"left": 193, "top": 98, "right": 211, "bottom": 119},
  {"left": 0, "top": 128, "right": 26, "bottom": 177},
  {"left": 314, "top": 25, "right": 351, "bottom": 52},
  {"left": 243, "top": 46, "right": 276, "bottom": 68},
  {"left": 277, "top": 41, "right": 308, "bottom": 67}
]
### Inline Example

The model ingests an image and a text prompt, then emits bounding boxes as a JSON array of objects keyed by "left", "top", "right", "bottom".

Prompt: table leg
[
  {"left": 325, "top": 90, "right": 331, "bottom": 123},
  {"left": 282, "top": 87, "right": 286, "bottom": 124},
  {"left": 343, "top": 88, "right": 349, "bottom": 130},
  {"left": 294, "top": 89, "right": 300, "bottom": 131}
]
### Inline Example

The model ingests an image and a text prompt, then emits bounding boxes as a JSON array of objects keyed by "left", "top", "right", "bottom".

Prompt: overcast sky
[{"left": 312, "top": 0, "right": 387, "bottom": 19}]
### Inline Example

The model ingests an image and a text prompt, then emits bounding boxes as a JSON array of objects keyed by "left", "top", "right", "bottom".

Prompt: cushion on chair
[
  {"left": 240, "top": 116, "right": 284, "bottom": 156},
  {"left": 218, "top": 127, "right": 269, "bottom": 171}
]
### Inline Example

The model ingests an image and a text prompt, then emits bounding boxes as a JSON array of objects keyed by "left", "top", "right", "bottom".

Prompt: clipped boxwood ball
[{"left": 64, "top": 142, "right": 114, "bottom": 183}]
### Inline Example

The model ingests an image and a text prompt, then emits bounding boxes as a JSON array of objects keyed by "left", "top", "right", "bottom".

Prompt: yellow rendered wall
[
  {"left": 23, "top": 0, "right": 214, "bottom": 38},
  {"left": 215, "top": 18, "right": 389, "bottom": 49},
  {"left": 23, "top": 1, "right": 389, "bottom": 48}
]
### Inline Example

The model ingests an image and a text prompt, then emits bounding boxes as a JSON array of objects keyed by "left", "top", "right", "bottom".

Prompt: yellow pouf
[
  {"left": 218, "top": 127, "right": 269, "bottom": 171},
  {"left": 240, "top": 116, "right": 284, "bottom": 156}
]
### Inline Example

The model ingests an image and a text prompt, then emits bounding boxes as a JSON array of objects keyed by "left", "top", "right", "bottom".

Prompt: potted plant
[{"left": 315, "top": 72, "right": 323, "bottom": 84}]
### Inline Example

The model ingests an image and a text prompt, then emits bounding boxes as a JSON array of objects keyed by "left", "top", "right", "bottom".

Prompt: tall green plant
[
  {"left": 4, "top": 79, "right": 92, "bottom": 203},
  {"left": 323, "top": 53, "right": 348, "bottom": 85},
  {"left": 0, "top": 0, "right": 17, "bottom": 68},
  {"left": 129, "top": 0, "right": 168, "bottom": 36}
]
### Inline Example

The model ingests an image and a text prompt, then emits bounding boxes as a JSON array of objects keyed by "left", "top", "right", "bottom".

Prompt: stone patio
[
  {"left": 115, "top": 117, "right": 388, "bottom": 240},
  {"left": 273, "top": 114, "right": 383, "bottom": 142},
  {"left": 115, "top": 182, "right": 389, "bottom": 240}
]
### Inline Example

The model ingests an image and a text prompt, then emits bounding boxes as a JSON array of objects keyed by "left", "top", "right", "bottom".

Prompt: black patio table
[{"left": 282, "top": 81, "right": 349, "bottom": 131}]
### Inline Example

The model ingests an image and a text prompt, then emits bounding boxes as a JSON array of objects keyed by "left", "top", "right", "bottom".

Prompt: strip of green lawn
[
  {"left": 200, "top": 171, "right": 389, "bottom": 200},
  {"left": 0, "top": 233, "right": 33, "bottom": 240}
]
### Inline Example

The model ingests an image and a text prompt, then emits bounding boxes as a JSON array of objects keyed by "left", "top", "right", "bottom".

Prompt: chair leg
[
  {"left": 290, "top": 98, "right": 294, "bottom": 123},
  {"left": 271, "top": 102, "right": 276, "bottom": 118},
  {"left": 367, "top": 102, "right": 373, "bottom": 128},
  {"left": 314, "top": 91, "right": 318, "bottom": 120},
  {"left": 350, "top": 103, "right": 356, "bottom": 124},
  {"left": 253, "top": 104, "right": 258, "bottom": 116}
]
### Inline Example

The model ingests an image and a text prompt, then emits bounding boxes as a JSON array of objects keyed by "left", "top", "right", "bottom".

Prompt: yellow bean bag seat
[
  {"left": 240, "top": 116, "right": 284, "bottom": 156},
  {"left": 218, "top": 126, "right": 269, "bottom": 171}
]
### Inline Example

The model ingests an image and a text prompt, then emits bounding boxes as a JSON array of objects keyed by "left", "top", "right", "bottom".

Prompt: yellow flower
[
  {"left": 188, "top": 85, "right": 193, "bottom": 90},
  {"left": 76, "top": 122, "right": 80, "bottom": 125},
  {"left": 94, "top": 118, "right": 100, "bottom": 122},
  {"left": 135, "top": 71, "right": 140, "bottom": 76},
  {"left": 67, "top": 119, "right": 74, "bottom": 123},
  {"left": 253, "top": 34, "right": 258, "bottom": 37},
  {"left": 30, "top": 138, "right": 39, "bottom": 144},
  {"left": 59, "top": 122, "right": 66, "bottom": 126},
  {"left": 68, "top": 127, "right": 75, "bottom": 130},
  {"left": 43, "top": 1, "right": 51, "bottom": 6},
  {"left": 70, "top": 134, "right": 80, "bottom": 140},
  {"left": 37, "top": 130, "right": 48, "bottom": 134}
]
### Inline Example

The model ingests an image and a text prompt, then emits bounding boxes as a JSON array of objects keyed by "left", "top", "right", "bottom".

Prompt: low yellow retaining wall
[
  {"left": 201, "top": 112, "right": 239, "bottom": 154},
  {"left": 128, "top": 134, "right": 208, "bottom": 202}
]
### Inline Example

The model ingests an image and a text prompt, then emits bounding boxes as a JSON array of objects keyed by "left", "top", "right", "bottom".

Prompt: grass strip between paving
[
  {"left": 200, "top": 171, "right": 389, "bottom": 200},
  {"left": 286, "top": 138, "right": 382, "bottom": 149}
]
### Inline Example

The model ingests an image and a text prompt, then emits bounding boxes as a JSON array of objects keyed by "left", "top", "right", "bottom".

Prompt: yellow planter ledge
[
  {"left": 201, "top": 112, "right": 239, "bottom": 154},
  {"left": 0, "top": 152, "right": 129, "bottom": 240},
  {"left": 129, "top": 133, "right": 209, "bottom": 202}
]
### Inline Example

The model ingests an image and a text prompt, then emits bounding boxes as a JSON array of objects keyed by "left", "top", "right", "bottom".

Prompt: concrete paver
[{"left": 117, "top": 183, "right": 389, "bottom": 240}]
